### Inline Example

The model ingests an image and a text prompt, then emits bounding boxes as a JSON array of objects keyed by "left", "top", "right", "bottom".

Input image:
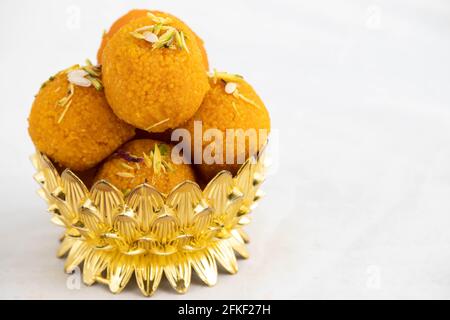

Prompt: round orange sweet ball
[
  {"left": 101, "top": 11, "right": 210, "bottom": 133},
  {"left": 97, "top": 9, "right": 209, "bottom": 70},
  {"left": 182, "top": 73, "right": 271, "bottom": 181},
  {"left": 95, "top": 139, "right": 196, "bottom": 194},
  {"left": 28, "top": 66, "right": 135, "bottom": 171}
]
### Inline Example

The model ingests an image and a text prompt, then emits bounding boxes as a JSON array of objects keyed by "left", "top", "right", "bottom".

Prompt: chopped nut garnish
[
  {"left": 114, "top": 150, "right": 144, "bottom": 163},
  {"left": 56, "top": 83, "right": 75, "bottom": 123},
  {"left": 86, "top": 75, "right": 103, "bottom": 91},
  {"left": 57, "top": 99, "right": 73, "bottom": 124},
  {"left": 143, "top": 152, "right": 153, "bottom": 169},
  {"left": 68, "top": 70, "right": 91, "bottom": 87},
  {"left": 145, "top": 118, "right": 170, "bottom": 131},
  {"left": 82, "top": 61, "right": 101, "bottom": 78},
  {"left": 143, "top": 31, "right": 158, "bottom": 43},
  {"left": 54, "top": 61, "right": 104, "bottom": 124},
  {"left": 142, "top": 143, "right": 174, "bottom": 176},
  {"left": 233, "top": 91, "right": 263, "bottom": 110},
  {"left": 225, "top": 82, "right": 237, "bottom": 94},
  {"left": 116, "top": 172, "right": 135, "bottom": 178},
  {"left": 147, "top": 12, "right": 172, "bottom": 25},
  {"left": 209, "top": 69, "right": 243, "bottom": 84},
  {"left": 130, "top": 12, "right": 189, "bottom": 52},
  {"left": 231, "top": 101, "right": 240, "bottom": 116},
  {"left": 152, "top": 28, "right": 176, "bottom": 50},
  {"left": 67, "top": 63, "right": 103, "bottom": 90},
  {"left": 120, "top": 162, "right": 135, "bottom": 170},
  {"left": 209, "top": 70, "right": 262, "bottom": 110}
]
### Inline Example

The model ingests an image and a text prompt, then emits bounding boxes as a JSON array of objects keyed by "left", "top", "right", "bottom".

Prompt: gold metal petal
[
  {"left": 113, "top": 210, "right": 140, "bottom": 245},
  {"left": 33, "top": 171, "right": 46, "bottom": 186},
  {"left": 237, "top": 229, "right": 250, "bottom": 243},
  {"left": 209, "top": 241, "right": 238, "bottom": 274},
  {"left": 164, "top": 258, "right": 191, "bottom": 293},
  {"left": 83, "top": 251, "right": 110, "bottom": 286},
  {"left": 228, "top": 237, "right": 250, "bottom": 259},
  {"left": 48, "top": 191, "right": 76, "bottom": 226},
  {"left": 234, "top": 157, "right": 259, "bottom": 208},
  {"left": 64, "top": 240, "right": 91, "bottom": 273},
  {"left": 108, "top": 256, "right": 135, "bottom": 294},
  {"left": 135, "top": 257, "right": 163, "bottom": 297},
  {"left": 50, "top": 214, "right": 67, "bottom": 227},
  {"left": 230, "top": 229, "right": 246, "bottom": 244},
  {"left": 90, "top": 180, "right": 124, "bottom": 226},
  {"left": 167, "top": 181, "right": 203, "bottom": 228},
  {"left": 36, "top": 153, "right": 60, "bottom": 192},
  {"left": 126, "top": 183, "right": 165, "bottom": 233},
  {"left": 204, "top": 171, "right": 234, "bottom": 215},
  {"left": 191, "top": 207, "right": 213, "bottom": 235},
  {"left": 36, "top": 188, "right": 49, "bottom": 202},
  {"left": 190, "top": 251, "right": 217, "bottom": 286},
  {"left": 79, "top": 199, "right": 106, "bottom": 234},
  {"left": 234, "top": 158, "right": 255, "bottom": 192},
  {"left": 238, "top": 216, "right": 252, "bottom": 226},
  {"left": 251, "top": 189, "right": 265, "bottom": 210},
  {"left": 205, "top": 171, "right": 244, "bottom": 227},
  {"left": 150, "top": 207, "right": 178, "bottom": 242},
  {"left": 61, "top": 169, "right": 88, "bottom": 213},
  {"left": 253, "top": 172, "right": 265, "bottom": 188},
  {"left": 57, "top": 235, "right": 76, "bottom": 258}
]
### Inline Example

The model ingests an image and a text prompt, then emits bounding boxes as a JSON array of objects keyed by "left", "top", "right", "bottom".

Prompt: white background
[{"left": 1, "top": 0, "right": 450, "bottom": 299}]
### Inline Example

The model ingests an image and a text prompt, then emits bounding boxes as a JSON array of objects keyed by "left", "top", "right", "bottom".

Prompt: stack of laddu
[{"left": 28, "top": 9, "right": 271, "bottom": 194}]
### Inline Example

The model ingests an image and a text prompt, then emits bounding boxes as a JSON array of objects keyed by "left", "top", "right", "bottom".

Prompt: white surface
[{"left": 1, "top": 0, "right": 450, "bottom": 299}]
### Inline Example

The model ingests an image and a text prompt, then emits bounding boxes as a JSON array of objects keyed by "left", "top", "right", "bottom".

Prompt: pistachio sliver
[
  {"left": 153, "top": 28, "right": 176, "bottom": 49},
  {"left": 86, "top": 75, "right": 103, "bottom": 91},
  {"left": 153, "top": 144, "right": 162, "bottom": 174},
  {"left": 57, "top": 83, "right": 75, "bottom": 107},
  {"left": 120, "top": 162, "right": 135, "bottom": 170},
  {"left": 179, "top": 31, "right": 189, "bottom": 53},
  {"left": 153, "top": 23, "right": 163, "bottom": 35},
  {"left": 130, "top": 31, "right": 147, "bottom": 39},
  {"left": 212, "top": 71, "right": 244, "bottom": 83},
  {"left": 82, "top": 66, "right": 101, "bottom": 77},
  {"left": 142, "top": 152, "right": 153, "bottom": 169},
  {"left": 134, "top": 25, "right": 156, "bottom": 33},
  {"left": 57, "top": 99, "right": 73, "bottom": 124},
  {"left": 175, "top": 30, "right": 183, "bottom": 48},
  {"left": 147, "top": 12, "right": 172, "bottom": 25},
  {"left": 235, "top": 91, "right": 263, "bottom": 110},
  {"left": 116, "top": 172, "right": 135, "bottom": 178}
]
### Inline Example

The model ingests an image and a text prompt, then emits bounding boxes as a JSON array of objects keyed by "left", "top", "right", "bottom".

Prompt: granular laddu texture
[
  {"left": 183, "top": 74, "right": 271, "bottom": 181},
  {"left": 102, "top": 12, "right": 209, "bottom": 133},
  {"left": 28, "top": 68, "right": 135, "bottom": 171},
  {"left": 97, "top": 9, "right": 209, "bottom": 70},
  {"left": 95, "top": 139, "right": 196, "bottom": 194}
]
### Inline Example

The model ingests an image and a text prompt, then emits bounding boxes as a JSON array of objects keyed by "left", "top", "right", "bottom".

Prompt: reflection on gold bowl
[{"left": 31, "top": 148, "right": 267, "bottom": 296}]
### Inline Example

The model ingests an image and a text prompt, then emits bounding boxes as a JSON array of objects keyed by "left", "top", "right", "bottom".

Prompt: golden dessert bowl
[{"left": 31, "top": 148, "right": 267, "bottom": 296}]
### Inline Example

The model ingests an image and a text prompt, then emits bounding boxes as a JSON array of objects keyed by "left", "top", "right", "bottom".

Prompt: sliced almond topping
[
  {"left": 225, "top": 82, "right": 238, "bottom": 94},
  {"left": 143, "top": 31, "right": 158, "bottom": 43}
]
